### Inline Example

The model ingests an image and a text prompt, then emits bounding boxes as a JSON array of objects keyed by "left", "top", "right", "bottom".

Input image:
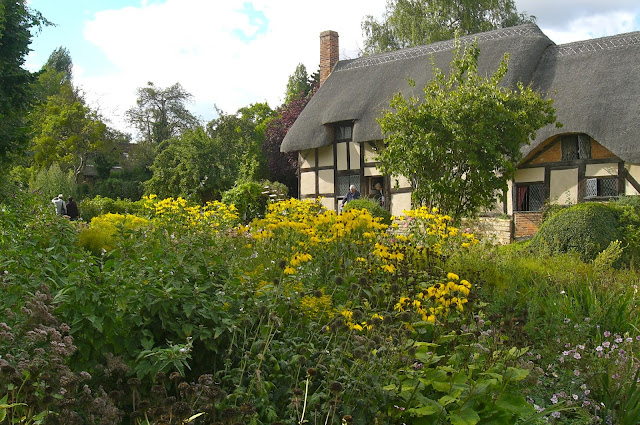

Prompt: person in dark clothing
[
  {"left": 341, "top": 185, "right": 361, "bottom": 209},
  {"left": 65, "top": 197, "right": 79, "bottom": 220}
]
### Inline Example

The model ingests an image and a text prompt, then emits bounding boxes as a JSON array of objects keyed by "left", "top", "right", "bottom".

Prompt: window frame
[{"left": 515, "top": 182, "right": 546, "bottom": 212}]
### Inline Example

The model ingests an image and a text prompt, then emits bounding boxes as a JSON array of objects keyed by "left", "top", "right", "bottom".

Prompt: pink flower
[{"left": 604, "top": 331, "right": 611, "bottom": 337}]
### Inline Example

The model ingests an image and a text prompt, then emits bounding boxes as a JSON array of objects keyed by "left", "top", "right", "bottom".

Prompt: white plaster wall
[
  {"left": 391, "top": 192, "right": 412, "bottom": 216},
  {"left": 300, "top": 171, "right": 316, "bottom": 196},
  {"left": 364, "top": 166, "right": 382, "bottom": 177},
  {"left": 299, "top": 149, "right": 315, "bottom": 169},
  {"left": 349, "top": 142, "right": 361, "bottom": 170},
  {"left": 318, "top": 145, "right": 333, "bottom": 167},
  {"left": 506, "top": 180, "right": 513, "bottom": 215},
  {"left": 550, "top": 168, "right": 578, "bottom": 205},
  {"left": 586, "top": 163, "right": 618, "bottom": 177},
  {"left": 320, "top": 197, "right": 335, "bottom": 211},
  {"left": 626, "top": 164, "right": 640, "bottom": 195},
  {"left": 336, "top": 143, "right": 348, "bottom": 171},
  {"left": 318, "top": 169, "right": 334, "bottom": 194},
  {"left": 392, "top": 175, "right": 412, "bottom": 189},
  {"left": 364, "top": 142, "right": 378, "bottom": 162},
  {"left": 514, "top": 167, "right": 544, "bottom": 182}
]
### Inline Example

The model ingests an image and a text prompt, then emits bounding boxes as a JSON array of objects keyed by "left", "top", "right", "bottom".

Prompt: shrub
[
  {"left": 78, "top": 213, "right": 149, "bottom": 255},
  {"left": 79, "top": 195, "right": 146, "bottom": 222},
  {"left": 529, "top": 202, "right": 622, "bottom": 263},
  {"left": 222, "top": 180, "right": 287, "bottom": 223},
  {"left": 343, "top": 198, "right": 392, "bottom": 225},
  {"left": 611, "top": 196, "right": 640, "bottom": 265}
]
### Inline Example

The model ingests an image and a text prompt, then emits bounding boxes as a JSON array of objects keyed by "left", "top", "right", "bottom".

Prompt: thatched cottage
[{"left": 280, "top": 24, "right": 640, "bottom": 238}]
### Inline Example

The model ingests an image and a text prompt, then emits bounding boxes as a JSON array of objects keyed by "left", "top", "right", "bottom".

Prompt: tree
[
  {"left": 263, "top": 96, "right": 311, "bottom": 195},
  {"left": 31, "top": 88, "right": 109, "bottom": 177},
  {"left": 126, "top": 82, "right": 199, "bottom": 145},
  {"left": 284, "top": 63, "right": 317, "bottom": 103},
  {"left": 376, "top": 38, "right": 557, "bottom": 218},
  {"left": 0, "top": 0, "right": 48, "bottom": 165},
  {"left": 206, "top": 103, "right": 275, "bottom": 183},
  {"left": 144, "top": 126, "right": 236, "bottom": 203},
  {"left": 362, "top": 0, "right": 534, "bottom": 54}
]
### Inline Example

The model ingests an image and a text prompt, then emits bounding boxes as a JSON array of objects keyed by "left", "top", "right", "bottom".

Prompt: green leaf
[
  {"left": 495, "top": 393, "right": 535, "bottom": 416},
  {"left": 449, "top": 407, "right": 480, "bottom": 425},
  {"left": 408, "top": 405, "right": 439, "bottom": 417}
]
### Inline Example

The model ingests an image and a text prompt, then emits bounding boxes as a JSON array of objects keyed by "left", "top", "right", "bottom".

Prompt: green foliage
[
  {"left": 284, "top": 63, "right": 317, "bottom": 103},
  {"left": 611, "top": 195, "right": 640, "bottom": 265},
  {"left": 361, "top": 0, "right": 534, "bottom": 54},
  {"left": 207, "top": 102, "right": 276, "bottom": 183},
  {"left": 221, "top": 181, "right": 266, "bottom": 223},
  {"left": 343, "top": 198, "right": 392, "bottom": 225},
  {"left": 0, "top": 0, "right": 48, "bottom": 165},
  {"left": 144, "top": 126, "right": 237, "bottom": 203},
  {"left": 126, "top": 81, "right": 199, "bottom": 145},
  {"left": 529, "top": 202, "right": 621, "bottom": 263},
  {"left": 30, "top": 89, "right": 109, "bottom": 177},
  {"left": 28, "top": 162, "right": 77, "bottom": 201},
  {"left": 4, "top": 185, "right": 640, "bottom": 424},
  {"left": 78, "top": 213, "right": 149, "bottom": 255},
  {"left": 78, "top": 195, "right": 146, "bottom": 222},
  {"left": 377, "top": 38, "right": 557, "bottom": 218}
]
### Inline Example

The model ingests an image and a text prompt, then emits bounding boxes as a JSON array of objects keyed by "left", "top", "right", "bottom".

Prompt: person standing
[
  {"left": 51, "top": 194, "right": 66, "bottom": 216},
  {"left": 65, "top": 197, "right": 79, "bottom": 220},
  {"left": 341, "top": 185, "right": 361, "bottom": 209},
  {"left": 371, "top": 182, "right": 385, "bottom": 206}
]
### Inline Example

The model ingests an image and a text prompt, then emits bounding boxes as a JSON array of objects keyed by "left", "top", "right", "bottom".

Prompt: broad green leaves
[{"left": 377, "top": 38, "right": 557, "bottom": 218}]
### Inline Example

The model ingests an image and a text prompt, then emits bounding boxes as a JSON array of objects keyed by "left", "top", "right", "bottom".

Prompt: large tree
[
  {"left": 362, "top": 0, "right": 534, "bottom": 54},
  {"left": 144, "top": 126, "right": 236, "bottom": 203},
  {"left": 376, "top": 39, "right": 557, "bottom": 218},
  {"left": 126, "top": 82, "right": 199, "bottom": 145},
  {"left": 0, "top": 0, "right": 48, "bottom": 164},
  {"left": 207, "top": 102, "right": 275, "bottom": 183}
]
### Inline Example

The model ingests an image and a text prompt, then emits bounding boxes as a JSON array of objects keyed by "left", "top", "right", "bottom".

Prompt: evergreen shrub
[
  {"left": 529, "top": 202, "right": 621, "bottom": 262},
  {"left": 343, "top": 198, "right": 392, "bottom": 225}
]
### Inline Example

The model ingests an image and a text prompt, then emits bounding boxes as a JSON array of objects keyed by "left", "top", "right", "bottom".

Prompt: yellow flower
[
  {"left": 283, "top": 266, "right": 296, "bottom": 275},
  {"left": 447, "top": 272, "right": 459, "bottom": 281},
  {"left": 341, "top": 309, "right": 354, "bottom": 321},
  {"left": 381, "top": 264, "right": 396, "bottom": 273}
]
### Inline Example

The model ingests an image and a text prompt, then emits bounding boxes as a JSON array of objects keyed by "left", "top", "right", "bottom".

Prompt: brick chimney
[{"left": 320, "top": 30, "right": 339, "bottom": 86}]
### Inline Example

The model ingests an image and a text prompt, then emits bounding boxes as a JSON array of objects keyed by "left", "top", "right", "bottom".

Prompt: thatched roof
[
  {"left": 281, "top": 24, "right": 640, "bottom": 164},
  {"left": 528, "top": 31, "right": 640, "bottom": 162}
]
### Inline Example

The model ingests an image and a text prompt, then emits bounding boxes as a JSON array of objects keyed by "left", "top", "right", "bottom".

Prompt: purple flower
[
  {"left": 604, "top": 331, "right": 611, "bottom": 337},
  {"left": 573, "top": 352, "right": 581, "bottom": 360}
]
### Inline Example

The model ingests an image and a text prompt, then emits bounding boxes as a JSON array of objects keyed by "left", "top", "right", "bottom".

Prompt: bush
[
  {"left": 79, "top": 195, "right": 146, "bottom": 222},
  {"left": 78, "top": 213, "right": 149, "bottom": 255},
  {"left": 343, "top": 198, "right": 392, "bottom": 225},
  {"left": 529, "top": 202, "right": 622, "bottom": 262},
  {"left": 221, "top": 180, "right": 287, "bottom": 223}
]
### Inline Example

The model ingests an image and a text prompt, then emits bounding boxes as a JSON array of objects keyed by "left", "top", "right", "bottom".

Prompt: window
[
  {"left": 516, "top": 183, "right": 545, "bottom": 211},
  {"left": 337, "top": 174, "right": 360, "bottom": 198},
  {"left": 334, "top": 124, "right": 353, "bottom": 142},
  {"left": 561, "top": 134, "right": 591, "bottom": 161},
  {"left": 585, "top": 178, "right": 617, "bottom": 198}
]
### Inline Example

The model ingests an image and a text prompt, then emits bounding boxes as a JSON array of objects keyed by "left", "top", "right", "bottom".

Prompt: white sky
[{"left": 25, "top": 0, "right": 640, "bottom": 139}]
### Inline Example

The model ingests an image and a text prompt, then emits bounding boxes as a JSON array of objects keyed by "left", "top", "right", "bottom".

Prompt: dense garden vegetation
[{"left": 2, "top": 184, "right": 640, "bottom": 424}]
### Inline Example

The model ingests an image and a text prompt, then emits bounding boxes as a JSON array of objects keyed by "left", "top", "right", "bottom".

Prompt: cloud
[
  {"left": 516, "top": 0, "right": 640, "bottom": 34},
  {"left": 79, "top": 0, "right": 386, "bottom": 136}
]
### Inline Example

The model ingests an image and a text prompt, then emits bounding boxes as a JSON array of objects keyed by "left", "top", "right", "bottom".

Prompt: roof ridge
[
  {"left": 336, "top": 23, "right": 543, "bottom": 72},
  {"left": 542, "top": 31, "right": 640, "bottom": 60}
]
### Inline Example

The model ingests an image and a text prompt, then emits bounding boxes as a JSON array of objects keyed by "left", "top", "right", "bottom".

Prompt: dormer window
[
  {"left": 561, "top": 134, "right": 591, "bottom": 161},
  {"left": 334, "top": 123, "right": 353, "bottom": 142}
]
